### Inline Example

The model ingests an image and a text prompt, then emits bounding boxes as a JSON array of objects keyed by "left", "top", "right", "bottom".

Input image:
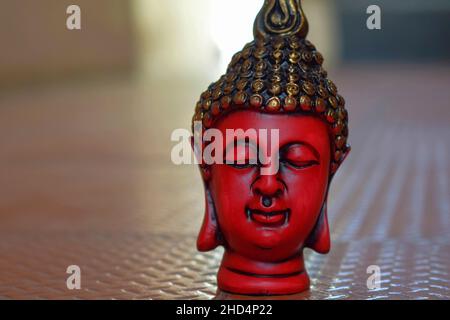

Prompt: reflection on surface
[{"left": 215, "top": 289, "right": 311, "bottom": 300}]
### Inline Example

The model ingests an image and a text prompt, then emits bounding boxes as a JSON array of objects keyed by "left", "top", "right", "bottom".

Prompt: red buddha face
[{"left": 198, "top": 109, "right": 333, "bottom": 263}]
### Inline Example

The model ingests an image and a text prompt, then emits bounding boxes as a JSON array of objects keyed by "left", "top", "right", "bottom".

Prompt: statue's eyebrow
[
  {"left": 280, "top": 142, "right": 320, "bottom": 160},
  {"left": 223, "top": 137, "right": 258, "bottom": 158}
]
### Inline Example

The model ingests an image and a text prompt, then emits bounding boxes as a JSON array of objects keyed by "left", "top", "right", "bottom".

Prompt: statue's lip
[{"left": 246, "top": 207, "right": 290, "bottom": 227}]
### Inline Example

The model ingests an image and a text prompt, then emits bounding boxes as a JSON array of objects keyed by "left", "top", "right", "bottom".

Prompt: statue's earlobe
[
  {"left": 305, "top": 203, "right": 330, "bottom": 254},
  {"left": 197, "top": 187, "right": 222, "bottom": 252},
  {"left": 311, "top": 146, "right": 349, "bottom": 253},
  {"left": 191, "top": 135, "right": 222, "bottom": 251}
]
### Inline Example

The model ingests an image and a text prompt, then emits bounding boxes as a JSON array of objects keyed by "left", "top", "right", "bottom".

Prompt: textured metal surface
[
  {"left": 0, "top": 233, "right": 448, "bottom": 300},
  {"left": 0, "top": 66, "right": 449, "bottom": 300}
]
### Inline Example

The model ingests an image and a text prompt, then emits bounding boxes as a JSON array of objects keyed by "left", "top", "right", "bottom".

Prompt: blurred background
[
  {"left": 0, "top": 0, "right": 449, "bottom": 299},
  {"left": 2, "top": 0, "right": 449, "bottom": 85}
]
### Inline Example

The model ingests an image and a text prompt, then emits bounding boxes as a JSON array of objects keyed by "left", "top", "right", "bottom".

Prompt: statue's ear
[
  {"left": 190, "top": 135, "right": 210, "bottom": 180},
  {"left": 197, "top": 187, "right": 222, "bottom": 251},
  {"left": 305, "top": 203, "right": 330, "bottom": 254},
  {"left": 190, "top": 136, "right": 222, "bottom": 252}
]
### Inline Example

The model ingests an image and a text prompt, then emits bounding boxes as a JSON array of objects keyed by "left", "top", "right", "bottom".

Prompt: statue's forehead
[
  {"left": 213, "top": 109, "right": 330, "bottom": 148},
  {"left": 214, "top": 109, "right": 327, "bottom": 130}
]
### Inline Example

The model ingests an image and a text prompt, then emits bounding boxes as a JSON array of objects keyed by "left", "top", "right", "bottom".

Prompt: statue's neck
[{"left": 217, "top": 249, "right": 310, "bottom": 295}]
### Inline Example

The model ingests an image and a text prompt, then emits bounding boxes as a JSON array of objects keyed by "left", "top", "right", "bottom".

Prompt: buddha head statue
[{"left": 192, "top": 0, "right": 350, "bottom": 295}]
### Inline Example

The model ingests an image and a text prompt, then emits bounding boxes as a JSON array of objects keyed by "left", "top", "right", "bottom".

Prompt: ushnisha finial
[{"left": 253, "top": 0, "right": 309, "bottom": 42}]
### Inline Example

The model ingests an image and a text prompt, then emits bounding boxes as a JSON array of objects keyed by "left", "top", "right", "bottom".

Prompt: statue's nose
[{"left": 252, "top": 174, "right": 285, "bottom": 201}]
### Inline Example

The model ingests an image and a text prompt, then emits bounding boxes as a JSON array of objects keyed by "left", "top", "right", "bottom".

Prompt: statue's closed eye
[
  {"left": 281, "top": 143, "right": 319, "bottom": 169},
  {"left": 225, "top": 142, "right": 258, "bottom": 168}
]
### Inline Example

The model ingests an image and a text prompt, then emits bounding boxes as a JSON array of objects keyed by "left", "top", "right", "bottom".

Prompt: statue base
[{"left": 217, "top": 251, "right": 310, "bottom": 296}]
